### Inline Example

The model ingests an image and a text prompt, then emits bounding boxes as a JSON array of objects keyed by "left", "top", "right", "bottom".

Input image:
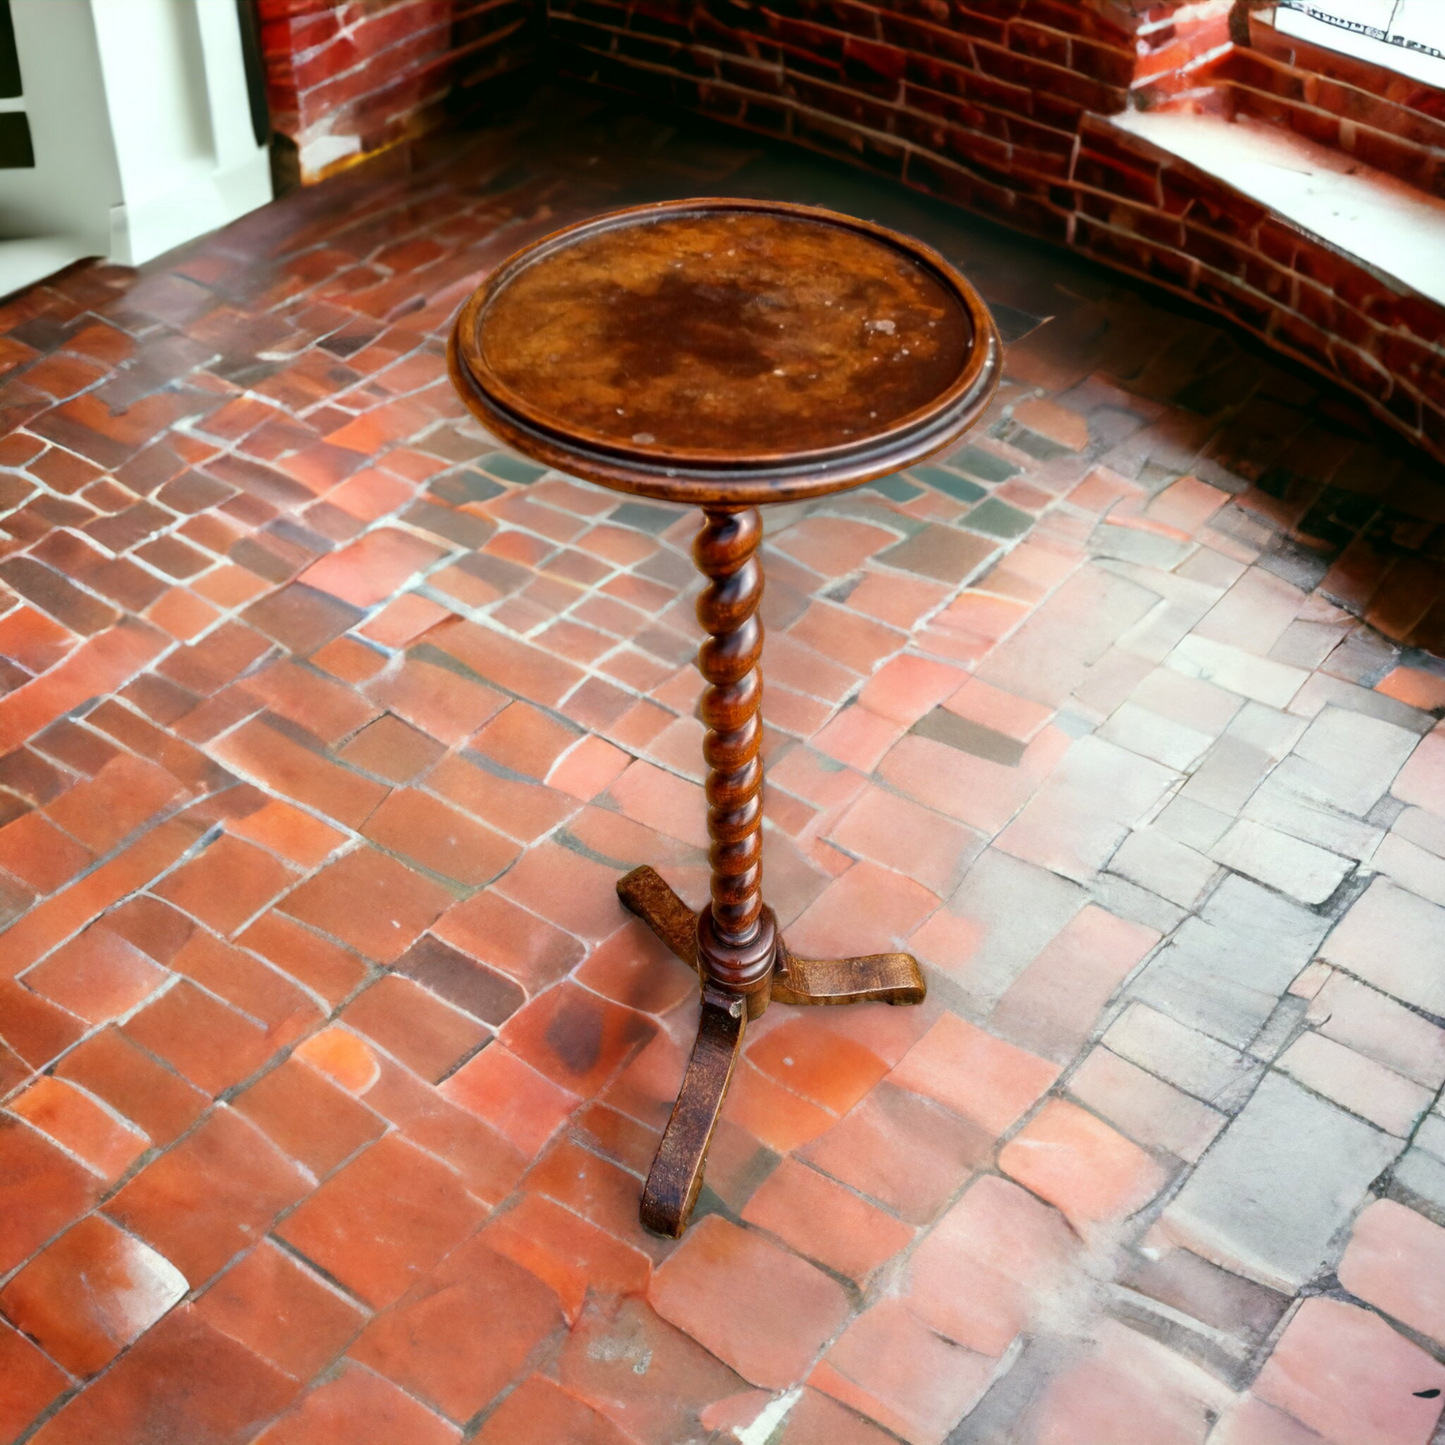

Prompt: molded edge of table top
[{"left": 447, "top": 197, "right": 1003, "bottom": 505}]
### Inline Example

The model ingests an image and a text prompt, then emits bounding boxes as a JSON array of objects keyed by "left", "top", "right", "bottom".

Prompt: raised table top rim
[{"left": 447, "top": 197, "right": 1002, "bottom": 506}]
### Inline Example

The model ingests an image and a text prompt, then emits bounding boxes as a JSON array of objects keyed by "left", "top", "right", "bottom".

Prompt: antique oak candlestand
[{"left": 449, "top": 199, "right": 1001, "bottom": 1237}]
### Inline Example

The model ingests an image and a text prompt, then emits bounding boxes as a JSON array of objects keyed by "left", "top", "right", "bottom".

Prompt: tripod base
[{"left": 617, "top": 865, "right": 926, "bottom": 1237}]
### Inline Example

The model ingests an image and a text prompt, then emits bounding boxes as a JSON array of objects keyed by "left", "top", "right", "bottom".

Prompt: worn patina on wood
[{"left": 450, "top": 198, "right": 1001, "bottom": 1237}]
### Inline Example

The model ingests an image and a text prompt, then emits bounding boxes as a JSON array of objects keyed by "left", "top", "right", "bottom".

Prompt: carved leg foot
[
  {"left": 771, "top": 938, "right": 926, "bottom": 1006},
  {"left": 617, "top": 865, "right": 698, "bottom": 970},
  {"left": 640, "top": 991, "right": 746, "bottom": 1237}
]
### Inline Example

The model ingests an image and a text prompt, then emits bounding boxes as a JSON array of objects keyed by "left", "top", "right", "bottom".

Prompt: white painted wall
[
  {"left": 0, "top": 0, "right": 272, "bottom": 297},
  {"left": 95, "top": 0, "right": 217, "bottom": 210},
  {"left": 1, "top": 0, "right": 122, "bottom": 251}
]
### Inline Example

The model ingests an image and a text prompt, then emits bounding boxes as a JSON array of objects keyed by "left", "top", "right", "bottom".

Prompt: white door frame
[{"left": 0, "top": 0, "right": 271, "bottom": 297}]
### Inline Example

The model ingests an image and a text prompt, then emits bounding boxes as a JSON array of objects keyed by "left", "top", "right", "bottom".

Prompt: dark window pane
[
  {"left": 0, "top": 0, "right": 20, "bottom": 99},
  {"left": 0, "top": 110, "right": 33, "bottom": 168}
]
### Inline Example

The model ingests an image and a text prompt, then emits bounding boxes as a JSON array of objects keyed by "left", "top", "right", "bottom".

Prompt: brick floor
[{"left": 3, "top": 87, "right": 1445, "bottom": 1445}]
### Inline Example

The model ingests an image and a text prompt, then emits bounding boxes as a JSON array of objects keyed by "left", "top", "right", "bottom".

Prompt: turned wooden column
[{"left": 694, "top": 506, "right": 775, "bottom": 1015}]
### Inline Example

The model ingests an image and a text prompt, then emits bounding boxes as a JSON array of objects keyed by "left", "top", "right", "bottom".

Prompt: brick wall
[
  {"left": 250, "top": 0, "right": 1445, "bottom": 466},
  {"left": 258, "top": 0, "right": 541, "bottom": 185},
  {"left": 545, "top": 0, "right": 1445, "bottom": 466},
  {"left": 1195, "top": 18, "right": 1445, "bottom": 199}
]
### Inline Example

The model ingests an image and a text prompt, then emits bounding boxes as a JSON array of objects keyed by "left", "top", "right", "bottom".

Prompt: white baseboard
[
  {"left": 109, "top": 147, "right": 273, "bottom": 267},
  {"left": 0, "top": 235, "right": 93, "bottom": 301}
]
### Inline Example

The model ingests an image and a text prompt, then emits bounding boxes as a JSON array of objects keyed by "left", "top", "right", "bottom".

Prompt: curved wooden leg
[
  {"left": 621, "top": 864, "right": 925, "bottom": 1234},
  {"left": 640, "top": 992, "right": 746, "bottom": 1238},
  {"left": 770, "top": 939, "right": 926, "bottom": 1007},
  {"left": 617, "top": 865, "right": 698, "bottom": 971}
]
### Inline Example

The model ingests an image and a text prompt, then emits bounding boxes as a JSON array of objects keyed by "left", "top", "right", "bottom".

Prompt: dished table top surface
[{"left": 449, "top": 199, "right": 1000, "bottom": 504}]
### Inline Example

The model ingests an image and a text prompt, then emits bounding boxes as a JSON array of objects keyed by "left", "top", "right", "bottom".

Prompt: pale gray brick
[
  {"left": 1320, "top": 877, "right": 1445, "bottom": 1016},
  {"left": 1224, "top": 701, "right": 1307, "bottom": 758},
  {"left": 1242, "top": 778, "right": 1383, "bottom": 861},
  {"left": 975, "top": 566, "right": 1159, "bottom": 708},
  {"left": 1102, "top": 1003, "right": 1260, "bottom": 1108},
  {"left": 1392, "top": 804, "right": 1445, "bottom": 858},
  {"left": 1154, "top": 795, "right": 1233, "bottom": 851},
  {"left": 1161, "top": 1073, "right": 1400, "bottom": 1291},
  {"left": 1070, "top": 646, "right": 1155, "bottom": 723},
  {"left": 1323, "top": 626, "right": 1399, "bottom": 684},
  {"left": 1100, "top": 703, "right": 1213, "bottom": 770},
  {"left": 1177, "top": 736, "right": 1278, "bottom": 815},
  {"left": 1277, "top": 1032, "right": 1432, "bottom": 1135},
  {"left": 1306, "top": 973, "right": 1445, "bottom": 1090},
  {"left": 1091, "top": 522, "right": 1194, "bottom": 571},
  {"left": 1069, "top": 1046, "right": 1226, "bottom": 1161},
  {"left": 1128, "top": 666, "right": 1243, "bottom": 736},
  {"left": 1166, "top": 634, "right": 1308, "bottom": 709},
  {"left": 1372, "top": 832, "right": 1445, "bottom": 907},
  {"left": 1269, "top": 705, "right": 1418, "bottom": 818},
  {"left": 1192, "top": 567, "right": 1305, "bottom": 659},
  {"left": 1099, "top": 557, "right": 1221, "bottom": 615},
  {"left": 1416, "top": 1113, "right": 1445, "bottom": 1162},
  {"left": 1110, "top": 827, "right": 1218, "bottom": 909},
  {"left": 1268, "top": 619, "right": 1350, "bottom": 670},
  {"left": 1089, "top": 872, "right": 1187, "bottom": 936},
  {"left": 1129, "top": 875, "right": 1330, "bottom": 1047},
  {"left": 1209, "top": 819, "right": 1351, "bottom": 905},
  {"left": 1050, "top": 733, "right": 1179, "bottom": 812},
  {"left": 1247, "top": 996, "right": 1308, "bottom": 1062},
  {"left": 1394, "top": 1147, "right": 1445, "bottom": 1223}
]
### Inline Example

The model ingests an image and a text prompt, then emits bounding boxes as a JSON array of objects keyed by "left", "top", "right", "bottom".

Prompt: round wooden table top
[{"left": 448, "top": 198, "right": 1001, "bottom": 506}]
